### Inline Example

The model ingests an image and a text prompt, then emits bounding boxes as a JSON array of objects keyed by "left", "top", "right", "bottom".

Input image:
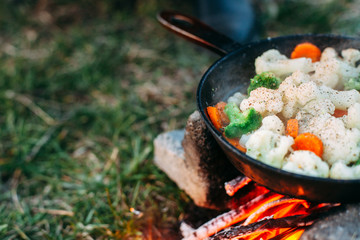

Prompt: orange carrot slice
[
  {"left": 225, "top": 136, "right": 247, "bottom": 152},
  {"left": 291, "top": 42, "right": 321, "bottom": 62},
  {"left": 333, "top": 109, "right": 348, "bottom": 118},
  {"left": 286, "top": 119, "right": 299, "bottom": 138},
  {"left": 293, "top": 133, "right": 324, "bottom": 158},
  {"left": 207, "top": 106, "right": 222, "bottom": 130}
]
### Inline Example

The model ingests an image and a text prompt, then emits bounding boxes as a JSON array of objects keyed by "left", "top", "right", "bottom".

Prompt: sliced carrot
[
  {"left": 286, "top": 119, "right": 299, "bottom": 138},
  {"left": 290, "top": 42, "right": 321, "bottom": 62},
  {"left": 225, "top": 136, "right": 247, "bottom": 152},
  {"left": 293, "top": 133, "right": 324, "bottom": 158},
  {"left": 333, "top": 109, "right": 348, "bottom": 118},
  {"left": 207, "top": 106, "right": 222, "bottom": 130}
]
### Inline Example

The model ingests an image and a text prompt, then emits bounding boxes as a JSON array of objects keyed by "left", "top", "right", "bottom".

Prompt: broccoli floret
[
  {"left": 344, "top": 76, "right": 360, "bottom": 90},
  {"left": 247, "top": 71, "right": 281, "bottom": 95},
  {"left": 224, "top": 102, "right": 262, "bottom": 138}
]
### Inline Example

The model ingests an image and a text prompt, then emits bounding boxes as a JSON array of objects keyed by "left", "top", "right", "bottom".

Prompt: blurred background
[{"left": 0, "top": 0, "right": 359, "bottom": 239}]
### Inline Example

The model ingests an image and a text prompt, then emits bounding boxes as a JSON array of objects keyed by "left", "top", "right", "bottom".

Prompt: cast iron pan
[{"left": 157, "top": 10, "right": 360, "bottom": 203}]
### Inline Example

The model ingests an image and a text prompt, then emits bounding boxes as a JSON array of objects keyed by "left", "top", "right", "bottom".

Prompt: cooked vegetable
[
  {"left": 330, "top": 161, "right": 360, "bottom": 179},
  {"left": 255, "top": 49, "right": 314, "bottom": 78},
  {"left": 347, "top": 103, "right": 360, "bottom": 129},
  {"left": 290, "top": 42, "right": 321, "bottom": 62},
  {"left": 258, "top": 115, "right": 285, "bottom": 135},
  {"left": 241, "top": 87, "right": 283, "bottom": 117},
  {"left": 301, "top": 114, "right": 360, "bottom": 165},
  {"left": 224, "top": 102, "right": 262, "bottom": 138},
  {"left": 333, "top": 109, "right": 348, "bottom": 118},
  {"left": 312, "top": 48, "right": 360, "bottom": 89},
  {"left": 207, "top": 106, "right": 222, "bottom": 130},
  {"left": 246, "top": 129, "right": 294, "bottom": 168},
  {"left": 286, "top": 119, "right": 298, "bottom": 138},
  {"left": 344, "top": 76, "right": 360, "bottom": 90},
  {"left": 293, "top": 133, "right": 324, "bottom": 158},
  {"left": 225, "top": 136, "right": 246, "bottom": 152},
  {"left": 215, "top": 101, "right": 230, "bottom": 126},
  {"left": 247, "top": 71, "right": 281, "bottom": 94},
  {"left": 207, "top": 102, "right": 230, "bottom": 131},
  {"left": 282, "top": 151, "right": 329, "bottom": 177}
]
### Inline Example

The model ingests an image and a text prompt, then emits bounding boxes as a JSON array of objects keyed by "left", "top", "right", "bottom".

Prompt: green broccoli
[
  {"left": 344, "top": 76, "right": 360, "bottom": 90},
  {"left": 247, "top": 71, "right": 281, "bottom": 95},
  {"left": 224, "top": 102, "right": 262, "bottom": 138}
]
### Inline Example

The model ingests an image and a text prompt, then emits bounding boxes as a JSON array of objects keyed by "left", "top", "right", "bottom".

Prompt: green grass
[{"left": 0, "top": 0, "right": 359, "bottom": 239}]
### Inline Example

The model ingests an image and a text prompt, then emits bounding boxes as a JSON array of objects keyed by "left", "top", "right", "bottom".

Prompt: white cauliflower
[
  {"left": 227, "top": 92, "right": 247, "bottom": 106},
  {"left": 240, "top": 87, "right": 283, "bottom": 117},
  {"left": 258, "top": 115, "right": 285, "bottom": 135},
  {"left": 318, "top": 85, "right": 360, "bottom": 110},
  {"left": 295, "top": 99, "right": 335, "bottom": 134},
  {"left": 329, "top": 161, "right": 360, "bottom": 179},
  {"left": 255, "top": 49, "right": 314, "bottom": 78},
  {"left": 312, "top": 47, "right": 360, "bottom": 89},
  {"left": 278, "top": 71, "right": 360, "bottom": 118},
  {"left": 341, "top": 48, "right": 360, "bottom": 67},
  {"left": 278, "top": 72, "right": 319, "bottom": 119},
  {"left": 282, "top": 151, "right": 329, "bottom": 178},
  {"left": 347, "top": 102, "right": 360, "bottom": 129},
  {"left": 301, "top": 99, "right": 335, "bottom": 116},
  {"left": 245, "top": 129, "right": 294, "bottom": 168},
  {"left": 299, "top": 114, "right": 360, "bottom": 165}
]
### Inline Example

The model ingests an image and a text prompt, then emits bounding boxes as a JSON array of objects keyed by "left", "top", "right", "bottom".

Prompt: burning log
[
  {"left": 180, "top": 192, "right": 283, "bottom": 240},
  {"left": 181, "top": 176, "right": 339, "bottom": 240},
  {"left": 225, "top": 176, "right": 252, "bottom": 197},
  {"left": 209, "top": 202, "right": 339, "bottom": 240},
  {"left": 209, "top": 215, "right": 315, "bottom": 240}
]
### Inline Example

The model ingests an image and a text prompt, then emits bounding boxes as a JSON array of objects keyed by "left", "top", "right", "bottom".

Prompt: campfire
[
  {"left": 154, "top": 111, "right": 358, "bottom": 240},
  {"left": 180, "top": 175, "right": 338, "bottom": 240}
]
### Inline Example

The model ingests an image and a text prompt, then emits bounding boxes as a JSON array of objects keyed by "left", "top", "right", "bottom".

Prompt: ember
[{"left": 181, "top": 177, "right": 339, "bottom": 240}]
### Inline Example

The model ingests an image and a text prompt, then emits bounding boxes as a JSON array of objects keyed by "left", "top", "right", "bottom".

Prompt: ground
[{"left": 0, "top": 0, "right": 359, "bottom": 239}]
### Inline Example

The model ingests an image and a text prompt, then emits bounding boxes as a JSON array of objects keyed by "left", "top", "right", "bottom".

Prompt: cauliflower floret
[
  {"left": 278, "top": 72, "right": 319, "bottom": 119},
  {"left": 319, "top": 47, "right": 337, "bottom": 62},
  {"left": 258, "top": 115, "right": 285, "bottom": 135},
  {"left": 312, "top": 47, "right": 360, "bottom": 89},
  {"left": 294, "top": 99, "right": 335, "bottom": 133},
  {"left": 227, "top": 92, "right": 247, "bottom": 106},
  {"left": 282, "top": 151, "right": 329, "bottom": 178},
  {"left": 300, "top": 114, "right": 360, "bottom": 165},
  {"left": 240, "top": 87, "right": 283, "bottom": 117},
  {"left": 341, "top": 48, "right": 360, "bottom": 66},
  {"left": 318, "top": 85, "right": 360, "bottom": 110},
  {"left": 245, "top": 129, "right": 294, "bottom": 168},
  {"left": 278, "top": 71, "right": 360, "bottom": 118},
  {"left": 255, "top": 49, "right": 314, "bottom": 78},
  {"left": 329, "top": 161, "right": 360, "bottom": 179},
  {"left": 347, "top": 102, "right": 360, "bottom": 129},
  {"left": 301, "top": 99, "right": 335, "bottom": 117}
]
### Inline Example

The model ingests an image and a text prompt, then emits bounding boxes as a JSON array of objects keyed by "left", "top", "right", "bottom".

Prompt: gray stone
[
  {"left": 154, "top": 111, "right": 239, "bottom": 210},
  {"left": 300, "top": 203, "right": 360, "bottom": 240}
]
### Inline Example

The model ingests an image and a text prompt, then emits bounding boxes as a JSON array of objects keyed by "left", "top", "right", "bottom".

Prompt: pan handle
[{"left": 157, "top": 10, "right": 243, "bottom": 56}]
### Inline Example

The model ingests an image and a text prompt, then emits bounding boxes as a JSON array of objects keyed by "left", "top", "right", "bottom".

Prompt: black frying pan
[{"left": 157, "top": 11, "right": 360, "bottom": 203}]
